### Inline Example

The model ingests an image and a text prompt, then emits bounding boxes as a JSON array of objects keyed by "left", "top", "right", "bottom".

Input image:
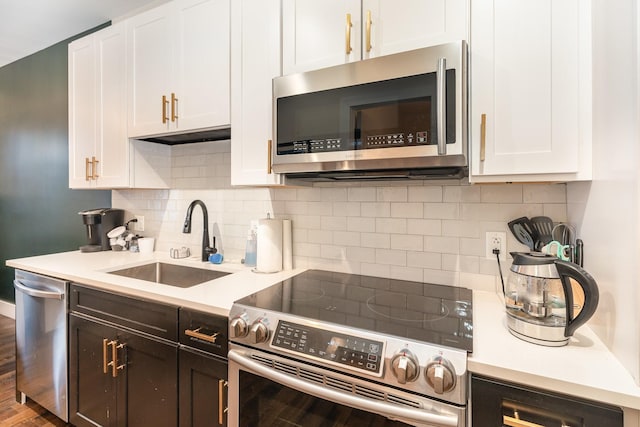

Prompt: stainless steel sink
[{"left": 108, "top": 262, "right": 230, "bottom": 288}]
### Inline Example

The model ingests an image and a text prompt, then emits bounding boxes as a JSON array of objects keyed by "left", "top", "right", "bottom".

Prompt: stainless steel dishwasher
[{"left": 14, "top": 269, "right": 68, "bottom": 422}]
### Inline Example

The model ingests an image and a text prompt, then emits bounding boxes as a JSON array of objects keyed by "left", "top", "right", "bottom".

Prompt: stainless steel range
[{"left": 227, "top": 270, "right": 472, "bottom": 427}]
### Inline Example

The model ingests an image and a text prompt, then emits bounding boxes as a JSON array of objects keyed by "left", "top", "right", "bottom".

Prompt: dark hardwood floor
[{"left": 0, "top": 315, "right": 68, "bottom": 426}]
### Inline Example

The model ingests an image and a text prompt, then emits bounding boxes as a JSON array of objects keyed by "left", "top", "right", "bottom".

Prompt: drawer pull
[
  {"left": 185, "top": 327, "right": 218, "bottom": 343},
  {"left": 345, "top": 13, "right": 352, "bottom": 54},
  {"left": 102, "top": 338, "right": 111, "bottom": 374},
  {"left": 503, "top": 415, "right": 545, "bottom": 427}
]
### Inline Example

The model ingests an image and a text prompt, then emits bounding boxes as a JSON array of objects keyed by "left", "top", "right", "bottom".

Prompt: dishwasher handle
[{"left": 14, "top": 280, "right": 64, "bottom": 300}]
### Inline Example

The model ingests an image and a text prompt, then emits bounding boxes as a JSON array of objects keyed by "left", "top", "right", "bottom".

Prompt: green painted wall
[{"left": 0, "top": 32, "right": 111, "bottom": 303}]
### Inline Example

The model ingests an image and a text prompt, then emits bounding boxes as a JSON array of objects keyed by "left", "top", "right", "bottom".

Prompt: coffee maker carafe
[
  {"left": 505, "top": 252, "right": 599, "bottom": 346},
  {"left": 79, "top": 208, "right": 124, "bottom": 252}
]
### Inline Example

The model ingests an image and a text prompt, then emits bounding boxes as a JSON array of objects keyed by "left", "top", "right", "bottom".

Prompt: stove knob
[
  {"left": 249, "top": 319, "right": 270, "bottom": 344},
  {"left": 425, "top": 356, "right": 456, "bottom": 394},
  {"left": 390, "top": 349, "right": 420, "bottom": 384},
  {"left": 229, "top": 316, "right": 248, "bottom": 339}
]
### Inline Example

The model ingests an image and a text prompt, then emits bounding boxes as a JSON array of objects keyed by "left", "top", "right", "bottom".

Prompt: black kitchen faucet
[{"left": 182, "top": 200, "right": 217, "bottom": 261}]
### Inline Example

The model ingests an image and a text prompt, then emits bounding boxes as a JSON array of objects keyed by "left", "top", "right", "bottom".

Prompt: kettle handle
[{"left": 555, "top": 260, "right": 599, "bottom": 338}]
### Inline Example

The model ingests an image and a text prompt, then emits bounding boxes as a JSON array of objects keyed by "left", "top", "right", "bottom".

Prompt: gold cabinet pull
[
  {"left": 110, "top": 340, "right": 126, "bottom": 378},
  {"left": 345, "top": 14, "right": 352, "bottom": 54},
  {"left": 267, "top": 139, "right": 273, "bottom": 175},
  {"left": 162, "top": 95, "right": 169, "bottom": 124},
  {"left": 365, "top": 10, "right": 372, "bottom": 52},
  {"left": 503, "top": 415, "right": 544, "bottom": 427},
  {"left": 91, "top": 156, "right": 99, "bottom": 179},
  {"left": 480, "top": 113, "right": 487, "bottom": 162},
  {"left": 218, "top": 379, "right": 228, "bottom": 425},
  {"left": 185, "top": 327, "right": 218, "bottom": 344},
  {"left": 171, "top": 92, "right": 178, "bottom": 122},
  {"left": 85, "top": 158, "right": 91, "bottom": 181},
  {"left": 102, "top": 338, "right": 111, "bottom": 374}
]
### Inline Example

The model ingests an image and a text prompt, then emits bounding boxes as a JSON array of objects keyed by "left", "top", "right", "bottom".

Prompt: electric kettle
[{"left": 505, "top": 252, "right": 599, "bottom": 346}]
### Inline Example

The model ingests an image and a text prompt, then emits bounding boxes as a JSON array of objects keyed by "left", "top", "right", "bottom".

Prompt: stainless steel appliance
[
  {"left": 14, "top": 270, "right": 69, "bottom": 422},
  {"left": 78, "top": 208, "right": 124, "bottom": 252},
  {"left": 228, "top": 270, "right": 472, "bottom": 427},
  {"left": 505, "top": 252, "right": 599, "bottom": 346},
  {"left": 272, "top": 41, "right": 468, "bottom": 181}
]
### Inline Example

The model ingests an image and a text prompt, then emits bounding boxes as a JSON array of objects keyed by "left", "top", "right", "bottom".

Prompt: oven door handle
[{"left": 228, "top": 350, "right": 459, "bottom": 427}]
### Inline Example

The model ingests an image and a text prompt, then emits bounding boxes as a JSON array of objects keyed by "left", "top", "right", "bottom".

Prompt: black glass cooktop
[{"left": 235, "top": 270, "right": 473, "bottom": 352}]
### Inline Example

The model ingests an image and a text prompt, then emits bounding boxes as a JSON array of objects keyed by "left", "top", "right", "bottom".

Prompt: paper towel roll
[
  {"left": 282, "top": 219, "right": 293, "bottom": 270},
  {"left": 256, "top": 218, "right": 283, "bottom": 273}
]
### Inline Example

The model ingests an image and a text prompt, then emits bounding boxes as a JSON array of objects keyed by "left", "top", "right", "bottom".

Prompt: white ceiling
[{"left": 0, "top": 0, "right": 171, "bottom": 68}]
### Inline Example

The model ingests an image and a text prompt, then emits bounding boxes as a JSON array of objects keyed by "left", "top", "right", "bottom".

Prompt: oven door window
[{"left": 239, "top": 371, "right": 411, "bottom": 427}]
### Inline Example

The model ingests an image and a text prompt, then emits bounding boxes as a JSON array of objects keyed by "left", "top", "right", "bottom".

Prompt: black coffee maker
[{"left": 79, "top": 208, "right": 124, "bottom": 252}]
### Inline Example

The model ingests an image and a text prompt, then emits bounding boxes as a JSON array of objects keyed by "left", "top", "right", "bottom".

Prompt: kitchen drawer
[
  {"left": 179, "top": 308, "right": 227, "bottom": 358},
  {"left": 70, "top": 283, "right": 178, "bottom": 341}
]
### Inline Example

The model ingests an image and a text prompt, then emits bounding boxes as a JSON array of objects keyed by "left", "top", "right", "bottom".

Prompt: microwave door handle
[{"left": 436, "top": 57, "right": 447, "bottom": 155}]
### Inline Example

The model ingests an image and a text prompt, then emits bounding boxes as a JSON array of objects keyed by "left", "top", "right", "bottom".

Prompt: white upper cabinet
[
  {"left": 470, "top": 0, "right": 592, "bottom": 182},
  {"left": 69, "top": 23, "right": 171, "bottom": 190},
  {"left": 127, "top": 0, "right": 230, "bottom": 138},
  {"left": 282, "top": 0, "right": 468, "bottom": 75},
  {"left": 69, "top": 23, "right": 130, "bottom": 189},
  {"left": 230, "top": 0, "right": 283, "bottom": 186}
]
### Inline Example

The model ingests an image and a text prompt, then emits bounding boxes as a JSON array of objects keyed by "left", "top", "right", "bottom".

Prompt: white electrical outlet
[
  {"left": 134, "top": 215, "right": 145, "bottom": 232},
  {"left": 485, "top": 231, "right": 507, "bottom": 260}
]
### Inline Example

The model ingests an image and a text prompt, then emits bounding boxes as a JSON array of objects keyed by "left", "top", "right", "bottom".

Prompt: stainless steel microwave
[{"left": 272, "top": 41, "right": 468, "bottom": 181}]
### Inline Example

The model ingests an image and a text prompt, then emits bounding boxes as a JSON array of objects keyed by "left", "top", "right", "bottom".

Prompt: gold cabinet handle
[
  {"left": 345, "top": 13, "right": 352, "bottom": 54},
  {"left": 171, "top": 92, "right": 178, "bottom": 122},
  {"left": 102, "top": 338, "right": 111, "bottom": 374},
  {"left": 91, "top": 156, "right": 99, "bottom": 179},
  {"left": 480, "top": 113, "right": 487, "bottom": 162},
  {"left": 267, "top": 139, "right": 273, "bottom": 175},
  {"left": 185, "top": 327, "right": 218, "bottom": 344},
  {"left": 85, "top": 158, "right": 91, "bottom": 181},
  {"left": 162, "top": 95, "right": 169, "bottom": 124},
  {"left": 110, "top": 340, "right": 126, "bottom": 378},
  {"left": 365, "top": 10, "right": 372, "bottom": 52},
  {"left": 503, "top": 415, "right": 545, "bottom": 427},
  {"left": 218, "top": 379, "right": 228, "bottom": 425}
]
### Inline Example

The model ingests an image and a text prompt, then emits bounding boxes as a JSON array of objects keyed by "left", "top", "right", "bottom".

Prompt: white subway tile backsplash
[
  {"left": 408, "top": 186, "right": 443, "bottom": 202},
  {"left": 391, "top": 203, "right": 424, "bottom": 218},
  {"left": 112, "top": 141, "right": 569, "bottom": 288},
  {"left": 390, "top": 234, "right": 423, "bottom": 251}
]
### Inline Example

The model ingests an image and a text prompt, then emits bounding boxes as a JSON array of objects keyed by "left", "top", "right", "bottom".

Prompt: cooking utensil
[
  {"left": 530, "top": 216, "right": 554, "bottom": 249},
  {"left": 507, "top": 217, "right": 539, "bottom": 250},
  {"left": 575, "top": 239, "right": 584, "bottom": 267}
]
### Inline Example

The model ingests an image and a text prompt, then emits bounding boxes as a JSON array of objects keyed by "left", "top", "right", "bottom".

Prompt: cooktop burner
[{"left": 234, "top": 269, "right": 473, "bottom": 352}]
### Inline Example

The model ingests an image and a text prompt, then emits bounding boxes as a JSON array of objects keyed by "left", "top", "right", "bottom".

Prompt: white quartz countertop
[
  {"left": 6, "top": 250, "right": 302, "bottom": 317},
  {"left": 469, "top": 290, "right": 640, "bottom": 411},
  {"left": 7, "top": 251, "right": 640, "bottom": 411}
]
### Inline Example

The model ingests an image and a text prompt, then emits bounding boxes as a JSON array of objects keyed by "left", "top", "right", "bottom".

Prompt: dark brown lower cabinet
[
  {"left": 69, "top": 313, "right": 178, "bottom": 427},
  {"left": 179, "top": 347, "right": 228, "bottom": 427}
]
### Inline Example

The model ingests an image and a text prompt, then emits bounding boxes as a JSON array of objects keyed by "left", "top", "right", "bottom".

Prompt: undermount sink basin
[{"left": 108, "top": 262, "right": 230, "bottom": 288}]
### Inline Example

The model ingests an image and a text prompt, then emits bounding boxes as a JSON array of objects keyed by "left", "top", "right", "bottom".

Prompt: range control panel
[{"left": 271, "top": 320, "right": 384, "bottom": 376}]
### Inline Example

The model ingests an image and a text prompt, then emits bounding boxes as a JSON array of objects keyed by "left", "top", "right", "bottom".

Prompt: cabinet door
[
  {"left": 470, "top": 0, "right": 592, "bottom": 181},
  {"left": 127, "top": 3, "right": 174, "bottom": 137},
  {"left": 118, "top": 329, "right": 178, "bottom": 427},
  {"left": 230, "top": 0, "right": 283, "bottom": 186},
  {"left": 179, "top": 348, "right": 228, "bottom": 427},
  {"left": 175, "top": 0, "right": 230, "bottom": 130},
  {"left": 68, "top": 36, "right": 96, "bottom": 189},
  {"left": 282, "top": 0, "right": 361, "bottom": 75},
  {"left": 69, "top": 314, "right": 118, "bottom": 427},
  {"left": 362, "top": 0, "right": 468, "bottom": 60},
  {"left": 95, "top": 22, "right": 130, "bottom": 188}
]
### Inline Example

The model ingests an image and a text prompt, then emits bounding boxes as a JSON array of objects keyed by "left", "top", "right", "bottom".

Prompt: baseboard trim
[{"left": 0, "top": 300, "right": 15, "bottom": 319}]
